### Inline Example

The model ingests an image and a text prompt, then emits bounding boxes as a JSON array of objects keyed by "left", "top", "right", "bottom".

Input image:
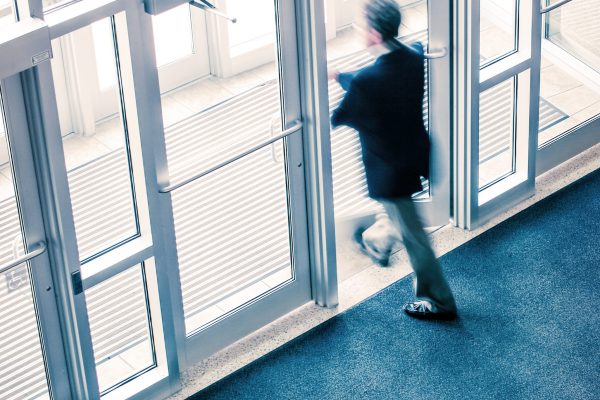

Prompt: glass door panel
[
  {"left": 152, "top": 5, "right": 194, "bottom": 67},
  {"left": 49, "top": 15, "right": 141, "bottom": 264},
  {"left": 40, "top": 9, "right": 175, "bottom": 398},
  {"left": 0, "top": 0, "right": 15, "bottom": 28},
  {"left": 545, "top": 0, "right": 600, "bottom": 72},
  {"left": 162, "top": 3, "right": 290, "bottom": 335},
  {"left": 459, "top": 0, "right": 538, "bottom": 227},
  {"left": 152, "top": 4, "right": 211, "bottom": 93},
  {"left": 479, "top": 0, "right": 519, "bottom": 66},
  {"left": 156, "top": 0, "right": 309, "bottom": 358},
  {"left": 538, "top": 0, "right": 600, "bottom": 146},
  {"left": 172, "top": 143, "right": 293, "bottom": 334},
  {"left": 479, "top": 77, "right": 517, "bottom": 189},
  {"left": 0, "top": 93, "right": 50, "bottom": 400},
  {"left": 86, "top": 264, "right": 155, "bottom": 394}
]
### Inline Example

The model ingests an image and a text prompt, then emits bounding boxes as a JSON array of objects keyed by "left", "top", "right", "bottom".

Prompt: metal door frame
[
  {"left": 535, "top": 0, "right": 600, "bottom": 175},
  {"left": 0, "top": 73, "right": 73, "bottom": 400},
  {"left": 454, "top": 0, "right": 541, "bottom": 229},
  {"left": 156, "top": 0, "right": 314, "bottom": 365}
]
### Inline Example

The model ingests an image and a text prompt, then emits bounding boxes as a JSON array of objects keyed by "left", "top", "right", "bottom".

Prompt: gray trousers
[{"left": 380, "top": 198, "right": 457, "bottom": 312}]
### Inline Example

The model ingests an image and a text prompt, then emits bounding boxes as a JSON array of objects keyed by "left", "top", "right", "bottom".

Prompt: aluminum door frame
[
  {"left": 1, "top": 73, "right": 74, "bottom": 400},
  {"left": 32, "top": 2, "right": 183, "bottom": 399},
  {"left": 454, "top": 0, "right": 541, "bottom": 229},
  {"left": 140, "top": 0, "right": 311, "bottom": 368},
  {"left": 535, "top": 2, "right": 600, "bottom": 175}
]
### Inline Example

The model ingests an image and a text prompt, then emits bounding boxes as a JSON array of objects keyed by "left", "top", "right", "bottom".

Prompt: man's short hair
[{"left": 364, "top": 0, "right": 401, "bottom": 42}]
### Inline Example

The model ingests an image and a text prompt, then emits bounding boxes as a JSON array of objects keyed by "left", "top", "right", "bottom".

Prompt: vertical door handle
[{"left": 270, "top": 113, "right": 283, "bottom": 164}]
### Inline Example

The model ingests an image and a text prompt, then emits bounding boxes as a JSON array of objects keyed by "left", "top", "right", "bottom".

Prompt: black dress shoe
[{"left": 403, "top": 301, "right": 457, "bottom": 320}]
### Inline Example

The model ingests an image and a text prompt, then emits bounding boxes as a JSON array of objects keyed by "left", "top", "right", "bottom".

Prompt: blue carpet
[{"left": 191, "top": 170, "right": 600, "bottom": 400}]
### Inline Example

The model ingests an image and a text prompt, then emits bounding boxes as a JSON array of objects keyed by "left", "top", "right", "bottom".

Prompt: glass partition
[
  {"left": 539, "top": 0, "right": 600, "bottom": 145},
  {"left": 49, "top": 15, "right": 140, "bottom": 264},
  {"left": 479, "top": 0, "right": 519, "bottom": 67},
  {"left": 87, "top": 265, "right": 155, "bottom": 393}
]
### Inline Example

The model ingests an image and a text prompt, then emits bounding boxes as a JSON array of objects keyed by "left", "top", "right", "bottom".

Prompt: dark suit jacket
[{"left": 331, "top": 42, "right": 429, "bottom": 199}]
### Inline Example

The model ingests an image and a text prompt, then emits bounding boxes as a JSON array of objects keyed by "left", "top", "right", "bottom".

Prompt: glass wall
[{"left": 539, "top": 0, "right": 600, "bottom": 145}]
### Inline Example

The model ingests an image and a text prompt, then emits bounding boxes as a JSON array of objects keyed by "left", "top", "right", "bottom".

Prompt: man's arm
[
  {"left": 338, "top": 70, "right": 361, "bottom": 91},
  {"left": 331, "top": 78, "right": 370, "bottom": 130}
]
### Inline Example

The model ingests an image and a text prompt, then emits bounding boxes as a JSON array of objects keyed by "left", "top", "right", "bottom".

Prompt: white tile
[
  {"left": 170, "top": 78, "right": 233, "bottom": 114},
  {"left": 548, "top": 84, "right": 600, "bottom": 116},
  {"left": 212, "top": 69, "right": 270, "bottom": 96},
  {"left": 572, "top": 101, "right": 600, "bottom": 123},
  {"left": 262, "top": 268, "right": 293, "bottom": 288},
  {"left": 61, "top": 135, "right": 112, "bottom": 171},
  {"left": 185, "top": 305, "right": 225, "bottom": 331},
  {"left": 217, "top": 281, "right": 271, "bottom": 314},
  {"left": 160, "top": 95, "right": 196, "bottom": 128},
  {"left": 540, "top": 64, "right": 584, "bottom": 98},
  {"left": 93, "top": 117, "right": 126, "bottom": 152},
  {"left": 95, "top": 356, "right": 135, "bottom": 392},
  {"left": 119, "top": 340, "right": 154, "bottom": 371}
]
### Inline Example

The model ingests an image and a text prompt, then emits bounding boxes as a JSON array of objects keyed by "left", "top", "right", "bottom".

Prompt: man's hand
[{"left": 328, "top": 68, "right": 340, "bottom": 81}]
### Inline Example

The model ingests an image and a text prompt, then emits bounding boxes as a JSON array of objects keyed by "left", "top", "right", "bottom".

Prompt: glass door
[
  {"left": 0, "top": 75, "right": 71, "bottom": 400},
  {"left": 536, "top": 0, "right": 600, "bottom": 173},
  {"left": 456, "top": 0, "right": 541, "bottom": 228},
  {"left": 153, "top": 0, "right": 311, "bottom": 364},
  {"left": 324, "top": 0, "right": 452, "bottom": 247},
  {"left": 152, "top": 3, "right": 211, "bottom": 93},
  {"left": 458, "top": 0, "right": 600, "bottom": 228},
  {"left": 34, "top": 4, "right": 182, "bottom": 398}
]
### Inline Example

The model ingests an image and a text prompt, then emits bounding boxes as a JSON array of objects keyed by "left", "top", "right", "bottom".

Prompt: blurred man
[{"left": 331, "top": 0, "right": 457, "bottom": 319}]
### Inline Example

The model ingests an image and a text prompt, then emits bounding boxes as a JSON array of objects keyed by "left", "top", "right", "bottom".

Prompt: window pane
[
  {"left": 479, "top": 78, "right": 516, "bottom": 189},
  {"left": 43, "top": 0, "right": 81, "bottom": 12},
  {"left": 86, "top": 265, "right": 155, "bottom": 393},
  {"left": 173, "top": 143, "right": 293, "bottom": 334},
  {"left": 0, "top": 93, "right": 50, "bottom": 400},
  {"left": 152, "top": 5, "right": 194, "bottom": 67},
  {"left": 227, "top": 0, "right": 276, "bottom": 54},
  {"left": 326, "top": 0, "right": 430, "bottom": 220},
  {"left": 49, "top": 16, "right": 140, "bottom": 263},
  {"left": 158, "top": 3, "right": 281, "bottom": 181},
  {"left": 480, "top": 0, "right": 518, "bottom": 67},
  {"left": 546, "top": 0, "right": 600, "bottom": 72},
  {"left": 0, "top": 0, "right": 15, "bottom": 28},
  {"left": 539, "top": 0, "right": 600, "bottom": 145}
]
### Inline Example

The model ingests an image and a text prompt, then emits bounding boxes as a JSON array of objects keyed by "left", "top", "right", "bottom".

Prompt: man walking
[{"left": 331, "top": 0, "right": 457, "bottom": 319}]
